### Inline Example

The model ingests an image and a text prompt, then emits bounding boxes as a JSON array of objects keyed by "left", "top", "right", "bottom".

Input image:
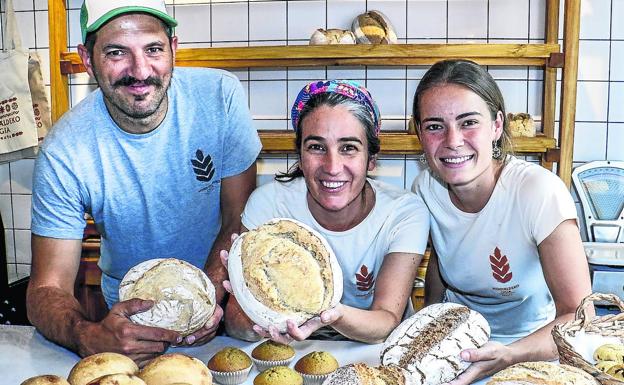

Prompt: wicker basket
[{"left": 552, "top": 293, "right": 624, "bottom": 385}]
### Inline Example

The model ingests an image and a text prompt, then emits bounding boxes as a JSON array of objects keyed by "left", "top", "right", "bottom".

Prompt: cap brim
[{"left": 84, "top": 6, "right": 177, "bottom": 42}]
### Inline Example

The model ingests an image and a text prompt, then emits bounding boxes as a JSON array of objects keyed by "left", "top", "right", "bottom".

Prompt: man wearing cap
[{"left": 27, "top": 0, "right": 261, "bottom": 363}]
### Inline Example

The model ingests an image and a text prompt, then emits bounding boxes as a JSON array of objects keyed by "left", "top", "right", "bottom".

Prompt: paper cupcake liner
[
  {"left": 252, "top": 357, "right": 294, "bottom": 372},
  {"left": 299, "top": 371, "right": 333, "bottom": 385},
  {"left": 209, "top": 365, "right": 252, "bottom": 385}
]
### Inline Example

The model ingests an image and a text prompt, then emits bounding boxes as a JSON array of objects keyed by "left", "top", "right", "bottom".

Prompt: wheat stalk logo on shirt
[
  {"left": 191, "top": 150, "right": 215, "bottom": 191},
  {"left": 490, "top": 247, "right": 513, "bottom": 283},
  {"left": 356, "top": 264, "right": 375, "bottom": 293}
]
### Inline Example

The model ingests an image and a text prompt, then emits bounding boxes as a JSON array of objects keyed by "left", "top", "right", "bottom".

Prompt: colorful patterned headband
[{"left": 291, "top": 80, "right": 381, "bottom": 136}]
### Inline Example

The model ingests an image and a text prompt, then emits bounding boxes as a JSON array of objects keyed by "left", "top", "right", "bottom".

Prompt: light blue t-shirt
[{"left": 31, "top": 67, "right": 261, "bottom": 306}]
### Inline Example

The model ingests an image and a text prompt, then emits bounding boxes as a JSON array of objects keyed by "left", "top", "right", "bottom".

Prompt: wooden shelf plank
[
  {"left": 59, "top": 43, "right": 560, "bottom": 74},
  {"left": 259, "top": 131, "right": 557, "bottom": 155}
]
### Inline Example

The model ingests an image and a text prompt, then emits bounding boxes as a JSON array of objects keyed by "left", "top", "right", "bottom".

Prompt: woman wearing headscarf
[{"left": 224, "top": 80, "right": 430, "bottom": 343}]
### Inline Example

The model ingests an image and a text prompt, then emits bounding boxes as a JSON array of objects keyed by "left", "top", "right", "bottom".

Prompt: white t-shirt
[
  {"left": 412, "top": 157, "right": 578, "bottom": 341},
  {"left": 242, "top": 177, "right": 430, "bottom": 310}
]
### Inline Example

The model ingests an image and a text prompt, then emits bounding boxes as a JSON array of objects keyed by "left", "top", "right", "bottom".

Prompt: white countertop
[
  {"left": 1, "top": 325, "right": 490, "bottom": 385},
  {"left": 0, "top": 325, "right": 380, "bottom": 385}
]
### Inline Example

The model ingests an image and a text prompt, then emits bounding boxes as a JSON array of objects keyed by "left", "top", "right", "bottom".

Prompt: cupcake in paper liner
[
  {"left": 294, "top": 351, "right": 339, "bottom": 385},
  {"left": 207, "top": 347, "right": 253, "bottom": 385},
  {"left": 251, "top": 340, "right": 295, "bottom": 371}
]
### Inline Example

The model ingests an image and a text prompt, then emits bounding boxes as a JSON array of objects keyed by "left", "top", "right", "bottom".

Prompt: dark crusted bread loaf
[{"left": 380, "top": 303, "right": 490, "bottom": 385}]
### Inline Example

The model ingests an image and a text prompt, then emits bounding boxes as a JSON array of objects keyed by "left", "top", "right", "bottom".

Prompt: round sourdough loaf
[
  {"left": 20, "top": 375, "right": 70, "bottom": 385},
  {"left": 68, "top": 352, "right": 139, "bottom": 385},
  {"left": 486, "top": 361, "right": 599, "bottom": 385},
  {"left": 380, "top": 303, "right": 490, "bottom": 385},
  {"left": 228, "top": 218, "right": 342, "bottom": 333},
  {"left": 139, "top": 354, "right": 212, "bottom": 385},
  {"left": 321, "top": 363, "right": 415, "bottom": 385},
  {"left": 119, "top": 258, "right": 216, "bottom": 336}
]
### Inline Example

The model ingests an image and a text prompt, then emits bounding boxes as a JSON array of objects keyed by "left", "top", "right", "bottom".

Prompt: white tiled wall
[{"left": 1, "top": 0, "right": 622, "bottom": 283}]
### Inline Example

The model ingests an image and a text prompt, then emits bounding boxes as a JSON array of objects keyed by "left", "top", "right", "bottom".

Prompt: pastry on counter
[
  {"left": 254, "top": 366, "right": 303, "bottom": 385},
  {"left": 294, "top": 351, "right": 339, "bottom": 385},
  {"left": 21, "top": 375, "right": 70, "bottom": 385},
  {"left": 68, "top": 352, "right": 139, "bottom": 385},
  {"left": 85, "top": 373, "right": 145, "bottom": 385},
  {"left": 351, "top": 10, "right": 398, "bottom": 44},
  {"left": 207, "top": 347, "right": 253, "bottom": 385},
  {"left": 486, "top": 361, "right": 597, "bottom": 385},
  {"left": 309, "top": 29, "right": 356, "bottom": 45},
  {"left": 606, "top": 363, "right": 624, "bottom": 380},
  {"left": 138, "top": 353, "right": 211, "bottom": 385},
  {"left": 251, "top": 340, "right": 296, "bottom": 372},
  {"left": 119, "top": 258, "right": 216, "bottom": 336},
  {"left": 380, "top": 303, "right": 490, "bottom": 385},
  {"left": 594, "top": 343, "right": 624, "bottom": 363},
  {"left": 228, "top": 218, "right": 343, "bottom": 333}
]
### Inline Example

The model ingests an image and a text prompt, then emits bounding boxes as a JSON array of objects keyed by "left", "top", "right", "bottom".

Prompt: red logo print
[
  {"left": 355, "top": 265, "right": 375, "bottom": 292},
  {"left": 490, "top": 247, "right": 513, "bottom": 283}
]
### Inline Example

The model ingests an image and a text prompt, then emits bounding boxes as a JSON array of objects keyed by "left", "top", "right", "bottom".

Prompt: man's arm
[
  {"left": 27, "top": 235, "right": 180, "bottom": 364},
  {"left": 204, "top": 163, "right": 257, "bottom": 305}
]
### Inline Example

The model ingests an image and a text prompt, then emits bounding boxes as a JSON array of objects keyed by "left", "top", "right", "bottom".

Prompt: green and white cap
[{"left": 80, "top": 0, "right": 178, "bottom": 43}]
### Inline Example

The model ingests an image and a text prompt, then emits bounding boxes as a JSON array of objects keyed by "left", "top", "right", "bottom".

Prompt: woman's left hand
[
  {"left": 447, "top": 341, "right": 513, "bottom": 385},
  {"left": 252, "top": 306, "right": 342, "bottom": 344}
]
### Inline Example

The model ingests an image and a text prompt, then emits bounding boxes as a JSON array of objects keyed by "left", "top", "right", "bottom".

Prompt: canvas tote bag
[{"left": 0, "top": 0, "right": 50, "bottom": 162}]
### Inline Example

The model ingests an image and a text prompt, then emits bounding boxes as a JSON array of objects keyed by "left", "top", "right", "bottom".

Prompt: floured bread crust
[
  {"left": 322, "top": 363, "right": 415, "bottom": 385},
  {"left": 68, "top": 352, "right": 139, "bottom": 385},
  {"left": 119, "top": 258, "right": 216, "bottom": 336},
  {"left": 139, "top": 354, "right": 212, "bottom": 385},
  {"left": 229, "top": 218, "right": 343, "bottom": 332},
  {"left": 487, "top": 362, "right": 599, "bottom": 385},
  {"left": 380, "top": 303, "right": 490, "bottom": 385}
]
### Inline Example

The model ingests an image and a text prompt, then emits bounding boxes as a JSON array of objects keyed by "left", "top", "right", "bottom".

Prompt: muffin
[
  {"left": 251, "top": 340, "right": 296, "bottom": 371},
  {"left": 294, "top": 351, "right": 339, "bottom": 385},
  {"left": 207, "top": 347, "right": 253, "bottom": 385},
  {"left": 254, "top": 366, "right": 303, "bottom": 385}
]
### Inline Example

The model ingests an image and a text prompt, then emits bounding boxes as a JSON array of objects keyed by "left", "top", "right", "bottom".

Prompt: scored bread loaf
[
  {"left": 119, "top": 258, "right": 216, "bottom": 336},
  {"left": 228, "top": 218, "right": 343, "bottom": 332},
  {"left": 486, "top": 361, "right": 599, "bottom": 385},
  {"left": 380, "top": 303, "right": 490, "bottom": 385},
  {"left": 321, "top": 363, "right": 415, "bottom": 385}
]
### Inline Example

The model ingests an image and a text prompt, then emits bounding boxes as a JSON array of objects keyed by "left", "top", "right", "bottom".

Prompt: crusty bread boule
[
  {"left": 486, "top": 361, "right": 598, "bottom": 385},
  {"left": 351, "top": 10, "right": 398, "bottom": 44},
  {"left": 68, "top": 352, "right": 139, "bottom": 385},
  {"left": 309, "top": 29, "right": 356, "bottom": 45},
  {"left": 321, "top": 363, "right": 414, "bottom": 385},
  {"left": 138, "top": 353, "right": 211, "bottom": 385},
  {"left": 20, "top": 375, "right": 70, "bottom": 385},
  {"left": 86, "top": 374, "right": 146, "bottom": 385},
  {"left": 119, "top": 258, "right": 216, "bottom": 336},
  {"left": 380, "top": 303, "right": 490, "bottom": 385},
  {"left": 228, "top": 218, "right": 342, "bottom": 333}
]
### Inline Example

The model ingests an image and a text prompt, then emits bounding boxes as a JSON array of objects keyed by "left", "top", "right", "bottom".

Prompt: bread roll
[
  {"left": 139, "top": 353, "right": 211, "bottom": 385},
  {"left": 321, "top": 363, "right": 414, "bottom": 385},
  {"left": 351, "top": 10, "right": 398, "bottom": 44},
  {"left": 487, "top": 361, "right": 598, "bottom": 385},
  {"left": 593, "top": 343, "right": 624, "bottom": 363},
  {"left": 68, "top": 352, "right": 139, "bottom": 385},
  {"left": 20, "top": 375, "right": 70, "bottom": 385},
  {"left": 309, "top": 29, "right": 356, "bottom": 45},
  {"left": 86, "top": 374, "right": 146, "bottom": 385},
  {"left": 119, "top": 258, "right": 216, "bottom": 336},
  {"left": 228, "top": 218, "right": 342, "bottom": 332},
  {"left": 380, "top": 303, "right": 490, "bottom": 385}
]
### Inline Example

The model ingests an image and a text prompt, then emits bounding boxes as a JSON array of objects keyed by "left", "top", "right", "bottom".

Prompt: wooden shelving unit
[{"left": 47, "top": 0, "right": 579, "bottom": 186}]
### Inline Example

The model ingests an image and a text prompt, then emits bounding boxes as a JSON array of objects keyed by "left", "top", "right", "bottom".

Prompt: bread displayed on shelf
[
  {"left": 508, "top": 113, "right": 536, "bottom": 137},
  {"left": 67, "top": 352, "right": 139, "bottom": 385},
  {"left": 380, "top": 303, "right": 490, "bottom": 385},
  {"left": 228, "top": 218, "right": 342, "bottom": 332},
  {"left": 486, "top": 361, "right": 598, "bottom": 385},
  {"left": 309, "top": 29, "right": 356, "bottom": 45},
  {"left": 138, "top": 353, "right": 212, "bottom": 385},
  {"left": 119, "top": 258, "right": 216, "bottom": 336},
  {"left": 351, "top": 10, "right": 398, "bottom": 44}
]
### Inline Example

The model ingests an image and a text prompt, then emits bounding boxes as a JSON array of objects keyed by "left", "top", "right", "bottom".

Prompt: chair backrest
[{"left": 572, "top": 160, "right": 624, "bottom": 243}]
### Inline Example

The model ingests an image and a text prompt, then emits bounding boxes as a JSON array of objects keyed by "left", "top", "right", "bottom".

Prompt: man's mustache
[{"left": 113, "top": 76, "right": 162, "bottom": 88}]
